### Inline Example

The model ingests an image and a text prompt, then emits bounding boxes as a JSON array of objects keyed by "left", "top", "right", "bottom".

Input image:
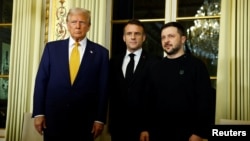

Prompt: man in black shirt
[{"left": 140, "top": 22, "right": 214, "bottom": 141}]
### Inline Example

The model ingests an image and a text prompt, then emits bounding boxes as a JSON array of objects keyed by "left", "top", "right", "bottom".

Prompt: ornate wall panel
[{"left": 47, "top": 0, "right": 69, "bottom": 42}]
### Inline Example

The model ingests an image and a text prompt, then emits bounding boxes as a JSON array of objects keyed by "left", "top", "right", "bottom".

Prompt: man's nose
[
  {"left": 76, "top": 22, "right": 81, "bottom": 28},
  {"left": 131, "top": 34, "right": 135, "bottom": 39}
]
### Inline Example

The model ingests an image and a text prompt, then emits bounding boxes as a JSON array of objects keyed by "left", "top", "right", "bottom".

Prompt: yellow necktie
[{"left": 69, "top": 42, "right": 80, "bottom": 84}]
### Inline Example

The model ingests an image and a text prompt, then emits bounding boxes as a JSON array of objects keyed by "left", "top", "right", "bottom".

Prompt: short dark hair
[
  {"left": 161, "top": 21, "right": 186, "bottom": 36},
  {"left": 123, "top": 19, "right": 145, "bottom": 34}
]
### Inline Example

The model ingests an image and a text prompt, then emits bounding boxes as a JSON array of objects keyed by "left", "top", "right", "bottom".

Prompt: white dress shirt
[
  {"left": 68, "top": 37, "right": 87, "bottom": 62},
  {"left": 122, "top": 48, "right": 142, "bottom": 77}
]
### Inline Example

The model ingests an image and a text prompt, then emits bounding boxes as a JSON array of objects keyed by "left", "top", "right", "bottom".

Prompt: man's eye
[
  {"left": 169, "top": 35, "right": 174, "bottom": 38},
  {"left": 135, "top": 33, "right": 142, "bottom": 36}
]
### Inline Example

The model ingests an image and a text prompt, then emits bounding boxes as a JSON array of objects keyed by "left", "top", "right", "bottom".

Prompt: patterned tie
[
  {"left": 125, "top": 53, "right": 135, "bottom": 82},
  {"left": 69, "top": 42, "right": 80, "bottom": 84}
]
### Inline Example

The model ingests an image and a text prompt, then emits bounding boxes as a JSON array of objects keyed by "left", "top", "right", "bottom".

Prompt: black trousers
[
  {"left": 110, "top": 129, "right": 141, "bottom": 141},
  {"left": 43, "top": 128, "right": 94, "bottom": 141}
]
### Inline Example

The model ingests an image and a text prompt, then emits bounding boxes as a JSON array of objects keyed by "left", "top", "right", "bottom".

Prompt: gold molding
[
  {"left": 111, "top": 18, "right": 165, "bottom": 24},
  {"left": 210, "top": 76, "right": 217, "bottom": 80},
  {"left": 45, "top": 0, "right": 50, "bottom": 43},
  {"left": 0, "top": 75, "right": 9, "bottom": 78},
  {"left": 111, "top": 16, "right": 220, "bottom": 24},
  {"left": 45, "top": 0, "right": 68, "bottom": 42},
  {"left": 176, "top": 15, "right": 220, "bottom": 21},
  {"left": 0, "top": 23, "right": 12, "bottom": 26},
  {"left": 55, "top": 0, "right": 67, "bottom": 40}
]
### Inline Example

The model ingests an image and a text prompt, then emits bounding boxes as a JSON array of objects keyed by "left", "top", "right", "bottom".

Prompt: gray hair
[{"left": 66, "top": 7, "right": 91, "bottom": 25}]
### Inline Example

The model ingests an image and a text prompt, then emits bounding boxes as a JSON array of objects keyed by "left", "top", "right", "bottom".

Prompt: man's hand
[
  {"left": 189, "top": 134, "right": 203, "bottom": 141},
  {"left": 91, "top": 122, "right": 104, "bottom": 139},
  {"left": 140, "top": 131, "right": 149, "bottom": 141},
  {"left": 34, "top": 116, "right": 46, "bottom": 135}
]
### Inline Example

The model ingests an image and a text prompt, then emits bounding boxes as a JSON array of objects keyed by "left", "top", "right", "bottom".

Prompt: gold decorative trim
[
  {"left": 44, "top": 0, "right": 50, "bottom": 43},
  {"left": 0, "top": 75, "right": 9, "bottom": 78},
  {"left": 210, "top": 76, "right": 217, "bottom": 80},
  {"left": 55, "top": 0, "right": 67, "bottom": 40},
  {"left": 176, "top": 15, "right": 220, "bottom": 21},
  {"left": 0, "top": 23, "right": 12, "bottom": 26},
  {"left": 111, "top": 19, "right": 165, "bottom": 24}
]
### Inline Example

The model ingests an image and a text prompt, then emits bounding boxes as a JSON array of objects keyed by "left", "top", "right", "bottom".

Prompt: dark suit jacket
[
  {"left": 32, "top": 38, "right": 109, "bottom": 140},
  {"left": 108, "top": 50, "right": 160, "bottom": 137}
]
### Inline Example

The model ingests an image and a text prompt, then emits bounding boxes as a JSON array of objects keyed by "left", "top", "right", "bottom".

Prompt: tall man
[
  {"left": 108, "top": 19, "right": 160, "bottom": 141},
  {"left": 140, "top": 21, "right": 214, "bottom": 141},
  {"left": 32, "top": 8, "right": 109, "bottom": 141}
]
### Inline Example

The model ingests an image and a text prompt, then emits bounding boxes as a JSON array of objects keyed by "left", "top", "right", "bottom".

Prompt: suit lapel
[
  {"left": 129, "top": 50, "right": 147, "bottom": 83},
  {"left": 79, "top": 39, "right": 95, "bottom": 70},
  {"left": 73, "top": 39, "right": 95, "bottom": 84},
  {"left": 134, "top": 51, "right": 147, "bottom": 75},
  {"left": 118, "top": 53, "right": 126, "bottom": 79},
  {"left": 57, "top": 39, "right": 72, "bottom": 84}
]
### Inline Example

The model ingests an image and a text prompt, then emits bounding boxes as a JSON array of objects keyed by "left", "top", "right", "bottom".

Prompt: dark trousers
[
  {"left": 111, "top": 129, "right": 141, "bottom": 141},
  {"left": 43, "top": 128, "right": 94, "bottom": 141}
]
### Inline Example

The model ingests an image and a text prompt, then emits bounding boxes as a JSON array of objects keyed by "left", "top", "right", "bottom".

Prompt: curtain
[
  {"left": 5, "top": 0, "right": 44, "bottom": 140},
  {"left": 216, "top": 0, "right": 250, "bottom": 123}
]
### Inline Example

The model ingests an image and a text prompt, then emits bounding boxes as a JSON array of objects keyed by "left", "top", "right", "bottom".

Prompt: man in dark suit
[
  {"left": 108, "top": 19, "right": 160, "bottom": 141},
  {"left": 32, "top": 8, "right": 109, "bottom": 141}
]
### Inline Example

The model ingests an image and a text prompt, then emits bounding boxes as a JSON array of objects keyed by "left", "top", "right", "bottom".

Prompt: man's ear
[
  {"left": 123, "top": 35, "right": 126, "bottom": 42},
  {"left": 181, "top": 36, "right": 187, "bottom": 44}
]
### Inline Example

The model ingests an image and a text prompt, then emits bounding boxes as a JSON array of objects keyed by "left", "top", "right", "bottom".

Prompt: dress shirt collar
[
  {"left": 125, "top": 48, "right": 142, "bottom": 58},
  {"left": 68, "top": 37, "right": 87, "bottom": 61},
  {"left": 69, "top": 36, "right": 87, "bottom": 49}
]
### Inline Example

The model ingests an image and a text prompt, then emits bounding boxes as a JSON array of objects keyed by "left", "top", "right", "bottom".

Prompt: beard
[{"left": 164, "top": 44, "right": 182, "bottom": 56}]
